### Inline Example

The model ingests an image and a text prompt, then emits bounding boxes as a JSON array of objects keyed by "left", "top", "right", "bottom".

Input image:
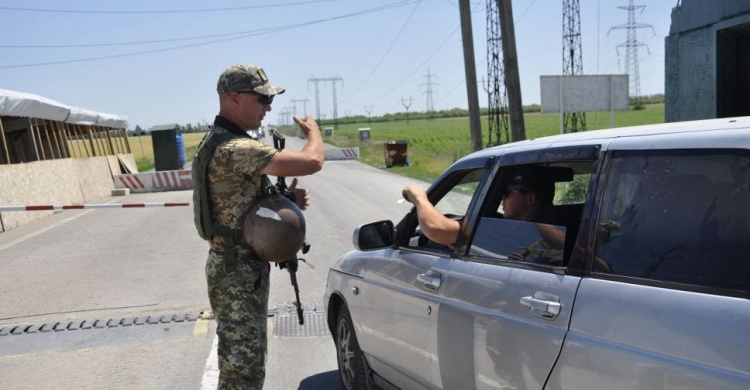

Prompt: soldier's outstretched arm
[{"left": 263, "top": 115, "right": 324, "bottom": 177}]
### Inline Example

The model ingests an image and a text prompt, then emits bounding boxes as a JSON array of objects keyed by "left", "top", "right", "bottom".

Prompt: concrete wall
[
  {"left": 665, "top": 28, "right": 715, "bottom": 122},
  {"left": 666, "top": 0, "right": 750, "bottom": 122},
  {"left": 0, "top": 155, "right": 131, "bottom": 231},
  {"left": 669, "top": 0, "right": 750, "bottom": 35}
]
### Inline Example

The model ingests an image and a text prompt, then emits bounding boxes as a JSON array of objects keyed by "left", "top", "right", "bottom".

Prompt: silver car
[{"left": 324, "top": 117, "right": 750, "bottom": 390}]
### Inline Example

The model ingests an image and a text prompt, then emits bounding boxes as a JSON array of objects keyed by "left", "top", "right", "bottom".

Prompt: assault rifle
[{"left": 269, "top": 129, "right": 309, "bottom": 325}]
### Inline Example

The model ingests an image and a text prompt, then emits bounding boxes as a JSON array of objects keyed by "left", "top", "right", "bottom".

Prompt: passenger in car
[{"left": 402, "top": 166, "right": 560, "bottom": 246}]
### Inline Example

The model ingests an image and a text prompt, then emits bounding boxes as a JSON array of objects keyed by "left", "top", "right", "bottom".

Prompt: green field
[
  {"left": 126, "top": 132, "right": 205, "bottom": 172},
  {"left": 278, "top": 104, "right": 665, "bottom": 182},
  {"left": 126, "top": 104, "right": 663, "bottom": 180}
]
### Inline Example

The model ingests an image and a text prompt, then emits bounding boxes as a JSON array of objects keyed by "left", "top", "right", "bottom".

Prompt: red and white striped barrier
[
  {"left": 0, "top": 203, "right": 189, "bottom": 212},
  {"left": 114, "top": 170, "right": 192, "bottom": 193},
  {"left": 325, "top": 147, "right": 360, "bottom": 161}
]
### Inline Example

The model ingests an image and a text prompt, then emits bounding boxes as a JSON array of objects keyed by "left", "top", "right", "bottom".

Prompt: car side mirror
[{"left": 353, "top": 220, "right": 395, "bottom": 251}]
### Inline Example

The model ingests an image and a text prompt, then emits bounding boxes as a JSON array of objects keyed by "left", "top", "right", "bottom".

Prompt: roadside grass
[
  {"left": 280, "top": 103, "right": 665, "bottom": 183},
  {"left": 122, "top": 104, "right": 663, "bottom": 180}
]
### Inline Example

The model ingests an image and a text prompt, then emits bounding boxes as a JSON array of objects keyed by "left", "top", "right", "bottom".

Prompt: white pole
[
  {"left": 609, "top": 75, "right": 615, "bottom": 128},
  {"left": 559, "top": 76, "right": 564, "bottom": 134}
]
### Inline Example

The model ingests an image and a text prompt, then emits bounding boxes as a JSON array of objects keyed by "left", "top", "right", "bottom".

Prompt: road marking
[
  {"left": 200, "top": 335, "right": 219, "bottom": 390},
  {"left": 193, "top": 319, "right": 209, "bottom": 335},
  {"left": 0, "top": 216, "right": 77, "bottom": 252}
]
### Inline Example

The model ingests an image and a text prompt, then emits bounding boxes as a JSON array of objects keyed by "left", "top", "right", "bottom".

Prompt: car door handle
[
  {"left": 417, "top": 271, "right": 442, "bottom": 291},
  {"left": 520, "top": 293, "right": 561, "bottom": 318}
]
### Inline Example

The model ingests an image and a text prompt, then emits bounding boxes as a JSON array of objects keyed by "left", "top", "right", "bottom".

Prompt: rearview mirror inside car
[{"left": 354, "top": 220, "right": 395, "bottom": 250}]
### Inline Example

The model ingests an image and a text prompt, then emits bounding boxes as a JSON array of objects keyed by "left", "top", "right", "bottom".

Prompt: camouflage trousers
[{"left": 206, "top": 249, "right": 270, "bottom": 390}]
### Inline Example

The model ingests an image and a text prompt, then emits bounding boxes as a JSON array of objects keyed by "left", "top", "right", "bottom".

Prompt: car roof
[{"left": 451, "top": 116, "right": 750, "bottom": 170}]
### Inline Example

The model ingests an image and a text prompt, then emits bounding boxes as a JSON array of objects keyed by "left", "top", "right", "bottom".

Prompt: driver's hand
[{"left": 402, "top": 186, "right": 428, "bottom": 204}]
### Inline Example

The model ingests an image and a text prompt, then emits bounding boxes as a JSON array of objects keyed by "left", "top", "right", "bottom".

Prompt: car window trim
[
  {"left": 458, "top": 145, "right": 604, "bottom": 274},
  {"left": 590, "top": 272, "right": 750, "bottom": 300}
]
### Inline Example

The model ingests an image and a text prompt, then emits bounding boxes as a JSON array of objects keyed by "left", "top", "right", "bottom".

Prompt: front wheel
[{"left": 335, "top": 305, "right": 372, "bottom": 390}]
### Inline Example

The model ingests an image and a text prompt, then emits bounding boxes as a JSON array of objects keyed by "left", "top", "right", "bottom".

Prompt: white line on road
[
  {"left": 0, "top": 216, "right": 76, "bottom": 252},
  {"left": 0, "top": 199, "right": 120, "bottom": 252},
  {"left": 200, "top": 335, "right": 219, "bottom": 390}
]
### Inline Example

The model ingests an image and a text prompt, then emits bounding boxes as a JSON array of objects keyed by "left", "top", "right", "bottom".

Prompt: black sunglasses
[
  {"left": 237, "top": 91, "right": 274, "bottom": 105},
  {"left": 502, "top": 187, "right": 530, "bottom": 198}
]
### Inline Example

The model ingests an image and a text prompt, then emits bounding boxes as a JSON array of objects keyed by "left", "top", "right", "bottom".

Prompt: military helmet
[{"left": 243, "top": 194, "right": 306, "bottom": 262}]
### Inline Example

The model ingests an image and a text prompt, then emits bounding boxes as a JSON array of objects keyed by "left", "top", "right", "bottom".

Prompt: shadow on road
[{"left": 298, "top": 370, "right": 341, "bottom": 389}]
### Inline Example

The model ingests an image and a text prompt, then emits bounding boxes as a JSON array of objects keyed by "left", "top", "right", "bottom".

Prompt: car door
[
  {"left": 437, "top": 145, "right": 602, "bottom": 389},
  {"left": 356, "top": 166, "right": 489, "bottom": 390},
  {"left": 547, "top": 145, "right": 750, "bottom": 389}
]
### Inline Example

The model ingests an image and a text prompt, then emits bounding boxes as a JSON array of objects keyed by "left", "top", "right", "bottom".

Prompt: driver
[{"left": 401, "top": 166, "right": 559, "bottom": 246}]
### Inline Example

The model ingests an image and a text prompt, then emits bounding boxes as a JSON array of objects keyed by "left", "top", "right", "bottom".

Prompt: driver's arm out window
[{"left": 407, "top": 169, "right": 486, "bottom": 250}]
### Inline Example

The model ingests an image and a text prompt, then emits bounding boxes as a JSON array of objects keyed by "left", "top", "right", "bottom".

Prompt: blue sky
[{"left": 1, "top": 0, "right": 675, "bottom": 129}]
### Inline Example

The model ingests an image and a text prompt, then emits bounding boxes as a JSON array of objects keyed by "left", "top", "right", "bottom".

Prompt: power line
[
  {"left": 0, "top": 1, "right": 337, "bottom": 14},
  {"left": 0, "top": 0, "right": 419, "bottom": 69},
  {"left": 345, "top": 0, "right": 423, "bottom": 99},
  {"left": 0, "top": 26, "right": 290, "bottom": 49},
  {"left": 608, "top": 0, "right": 655, "bottom": 103},
  {"left": 308, "top": 77, "right": 343, "bottom": 129},
  {"left": 401, "top": 96, "right": 413, "bottom": 123},
  {"left": 421, "top": 68, "right": 439, "bottom": 116},
  {"left": 368, "top": 24, "right": 460, "bottom": 103}
]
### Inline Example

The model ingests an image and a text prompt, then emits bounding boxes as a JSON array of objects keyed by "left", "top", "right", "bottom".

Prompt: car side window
[
  {"left": 467, "top": 161, "right": 594, "bottom": 267},
  {"left": 406, "top": 168, "right": 486, "bottom": 252},
  {"left": 593, "top": 150, "right": 750, "bottom": 292}
]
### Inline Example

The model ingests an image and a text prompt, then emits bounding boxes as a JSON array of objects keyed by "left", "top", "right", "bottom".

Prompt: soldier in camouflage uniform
[{"left": 197, "top": 64, "right": 324, "bottom": 390}]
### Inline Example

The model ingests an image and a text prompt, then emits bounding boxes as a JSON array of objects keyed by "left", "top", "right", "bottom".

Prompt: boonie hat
[
  {"left": 507, "top": 166, "right": 555, "bottom": 201},
  {"left": 217, "top": 63, "right": 285, "bottom": 95}
]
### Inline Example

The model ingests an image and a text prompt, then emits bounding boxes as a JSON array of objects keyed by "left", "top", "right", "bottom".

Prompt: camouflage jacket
[{"left": 206, "top": 115, "right": 278, "bottom": 252}]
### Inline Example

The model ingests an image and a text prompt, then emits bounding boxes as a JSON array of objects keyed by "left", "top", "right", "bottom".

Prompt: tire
[{"left": 335, "top": 305, "right": 372, "bottom": 390}]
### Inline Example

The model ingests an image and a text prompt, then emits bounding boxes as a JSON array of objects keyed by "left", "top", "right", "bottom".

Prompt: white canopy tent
[
  {"left": 0, "top": 89, "right": 131, "bottom": 164},
  {"left": 0, "top": 89, "right": 70, "bottom": 122},
  {"left": 0, "top": 89, "right": 128, "bottom": 128}
]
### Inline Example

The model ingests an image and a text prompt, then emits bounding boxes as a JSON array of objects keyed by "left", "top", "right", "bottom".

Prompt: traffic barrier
[
  {"left": 325, "top": 147, "right": 360, "bottom": 161},
  {"left": 0, "top": 203, "right": 189, "bottom": 212},
  {"left": 114, "top": 170, "right": 192, "bottom": 193}
]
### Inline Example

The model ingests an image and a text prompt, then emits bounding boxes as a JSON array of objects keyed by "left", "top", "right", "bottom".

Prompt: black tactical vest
[{"left": 191, "top": 131, "right": 242, "bottom": 241}]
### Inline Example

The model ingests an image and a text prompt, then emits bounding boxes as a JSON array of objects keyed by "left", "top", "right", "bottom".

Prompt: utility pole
[
  {"left": 459, "top": 0, "right": 483, "bottom": 152},
  {"left": 421, "top": 68, "right": 438, "bottom": 119},
  {"left": 290, "top": 99, "right": 310, "bottom": 117},
  {"left": 308, "top": 76, "right": 343, "bottom": 129},
  {"left": 401, "top": 96, "right": 413, "bottom": 124},
  {"left": 563, "top": 0, "right": 586, "bottom": 133},
  {"left": 609, "top": 0, "right": 654, "bottom": 105},
  {"left": 308, "top": 76, "right": 322, "bottom": 125},
  {"left": 364, "top": 105, "right": 373, "bottom": 125},
  {"left": 498, "top": 0, "right": 526, "bottom": 141},
  {"left": 279, "top": 110, "right": 292, "bottom": 127},
  {"left": 485, "top": 0, "right": 510, "bottom": 146}
]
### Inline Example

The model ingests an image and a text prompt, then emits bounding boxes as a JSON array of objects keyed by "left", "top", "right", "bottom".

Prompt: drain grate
[
  {"left": 0, "top": 311, "right": 211, "bottom": 337},
  {"left": 273, "top": 312, "right": 330, "bottom": 338}
]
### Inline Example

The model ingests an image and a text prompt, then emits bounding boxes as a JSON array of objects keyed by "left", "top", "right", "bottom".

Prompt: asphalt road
[{"left": 0, "top": 135, "right": 425, "bottom": 390}]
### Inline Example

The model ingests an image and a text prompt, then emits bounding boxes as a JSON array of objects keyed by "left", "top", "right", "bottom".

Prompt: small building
[
  {"left": 0, "top": 89, "right": 134, "bottom": 231},
  {"left": 666, "top": 0, "right": 750, "bottom": 122}
]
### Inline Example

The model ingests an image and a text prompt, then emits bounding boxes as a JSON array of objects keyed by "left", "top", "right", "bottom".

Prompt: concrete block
[{"left": 111, "top": 188, "right": 130, "bottom": 196}]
